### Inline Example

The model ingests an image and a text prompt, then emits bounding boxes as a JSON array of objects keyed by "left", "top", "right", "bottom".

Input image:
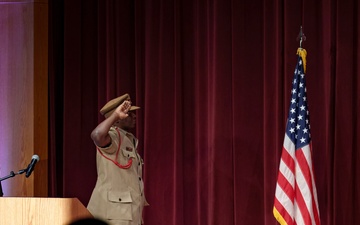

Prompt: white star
[
  {"left": 300, "top": 137, "right": 306, "bottom": 143},
  {"left": 300, "top": 105, "right": 306, "bottom": 111},
  {"left": 303, "top": 128, "right": 308, "bottom": 133},
  {"left": 290, "top": 128, "right": 295, "bottom": 133},
  {"left": 298, "top": 115, "right": 303, "bottom": 120}
]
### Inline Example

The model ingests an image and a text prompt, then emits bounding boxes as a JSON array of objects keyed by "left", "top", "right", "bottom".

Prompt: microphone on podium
[{"left": 25, "top": 155, "right": 40, "bottom": 178}]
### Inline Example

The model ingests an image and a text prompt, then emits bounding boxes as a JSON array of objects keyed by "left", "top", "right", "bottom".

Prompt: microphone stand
[{"left": 0, "top": 168, "right": 27, "bottom": 197}]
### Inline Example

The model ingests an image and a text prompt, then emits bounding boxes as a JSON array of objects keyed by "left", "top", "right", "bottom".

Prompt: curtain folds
[{"left": 49, "top": 0, "right": 360, "bottom": 224}]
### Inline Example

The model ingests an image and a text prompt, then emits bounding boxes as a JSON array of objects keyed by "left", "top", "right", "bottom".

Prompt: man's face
[{"left": 116, "top": 111, "right": 136, "bottom": 130}]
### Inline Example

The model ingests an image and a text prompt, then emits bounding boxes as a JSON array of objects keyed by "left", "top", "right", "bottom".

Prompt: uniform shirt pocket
[{"left": 106, "top": 190, "right": 133, "bottom": 220}]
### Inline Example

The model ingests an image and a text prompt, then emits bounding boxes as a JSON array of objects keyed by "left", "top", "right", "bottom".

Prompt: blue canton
[{"left": 286, "top": 55, "right": 311, "bottom": 150}]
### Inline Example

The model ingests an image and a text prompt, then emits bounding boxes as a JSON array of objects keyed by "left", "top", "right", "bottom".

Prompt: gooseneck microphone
[{"left": 25, "top": 155, "right": 40, "bottom": 178}]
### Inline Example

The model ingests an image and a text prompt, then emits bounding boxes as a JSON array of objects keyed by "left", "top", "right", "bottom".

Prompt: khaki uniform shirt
[{"left": 87, "top": 127, "right": 148, "bottom": 225}]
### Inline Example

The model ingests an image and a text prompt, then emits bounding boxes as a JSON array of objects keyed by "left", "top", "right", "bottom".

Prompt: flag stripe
[
  {"left": 281, "top": 142, "right": 295, "bottom": 176},
  {"left": 274, "top": 198, "right": 293, "bottom": 225},
  {"left": 295, "top": 177, "right": 312, "bottom": 224},
  {"left": 308, "top": 144, "right": 321, "bottom": 225},
  {"left": 274, "top": 181, "right": 294, "bottom": 220},
  {"left": 295, "top": 145, "right": 319, "bottom": 225},
  {"left": 294, "top": 200, "right": 303, "bottom": 225},
  {"left": 277, "top": 166, "right": 294, "bottom": 203}
]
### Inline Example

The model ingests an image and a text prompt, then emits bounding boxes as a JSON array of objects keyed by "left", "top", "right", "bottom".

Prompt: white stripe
[
  {"left": 301, "top": 145, "right": 313, "bottom": 174},
  {"left": 306, "top": 145, "right": 321, "bottom": 220},
  {"left": 283, "top": 135, "right": 296, "bottom": 156},
  {"left": 279, "top": 135, "right": 296, "bottom": 188},
  {"left": 294, "top": 148, "right": 311, "bottom": 215},
  {"left": 279, "top": 158, "right": 295, "bottom": 189},
  {"left": 273, "top": 135, "right": 297, "bottom": 222},
  {"left": 294, "top": 200, "right": 305, "bottom": 225},
  {"left": 294, "top": 145, "right": 319, "bottom": 225},
  {"left": 305, "top": 145, "right": 321, "bottom": 224},
  {"left": 312, "top": 173, "right": 320, "bottom": 220},
  {"left": 275, "top": 183, "right": 294, "bottom": 220}
]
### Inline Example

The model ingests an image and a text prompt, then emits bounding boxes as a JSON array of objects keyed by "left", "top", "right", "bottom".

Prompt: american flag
[{"left": 273, "top": 48, "right": 321, "bottom": 225}]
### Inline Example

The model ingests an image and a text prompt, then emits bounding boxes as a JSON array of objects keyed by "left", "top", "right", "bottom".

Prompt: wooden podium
[{"left": 0, "top": 197, "right": 93, "bottom": 225}]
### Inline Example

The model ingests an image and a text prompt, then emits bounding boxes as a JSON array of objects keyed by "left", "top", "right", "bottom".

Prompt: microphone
[{"left": 25, "top": 155, "right": 40, "bottom": 178}]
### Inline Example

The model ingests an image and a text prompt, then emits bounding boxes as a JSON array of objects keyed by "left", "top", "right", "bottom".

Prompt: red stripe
[
  {"left": 309, "top": 144, "right": 321, "bottom": 225},
  {"left": 295, "top": 148, "right": 314, "bottom": 224},
  {"left": 277, "top": 171, "right": 295, "bottom": 203},
  {"left": 274, "top": 197, "right": 294, "bottom": 225},
  {"left": 296, "top": 147, "right": 313, "bottom": 194},
  {"left": 294, "top": 181, "right": 311, "bottom": 224},
  {"left": 312, "top": 196, "right": 321, "bottom": 225},
  {"left": 281, "top": 146, "right": 295, "bottom": 174}
]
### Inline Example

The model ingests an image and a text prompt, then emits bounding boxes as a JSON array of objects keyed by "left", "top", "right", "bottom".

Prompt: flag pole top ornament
[
  {"left": 296, "top": 26, "right": 307, "bottom": 73},
  {"left": 296, "top": 26, "right": 306, "bottom": 49}
]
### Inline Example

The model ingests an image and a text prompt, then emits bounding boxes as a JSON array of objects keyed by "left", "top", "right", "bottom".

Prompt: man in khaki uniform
[{"left": 87, "top": 94, "right": 148, "bottom": 225}]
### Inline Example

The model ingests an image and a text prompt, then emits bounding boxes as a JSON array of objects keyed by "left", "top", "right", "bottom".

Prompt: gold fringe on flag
[
  {"left": 273, "top": 207, "right": 288, "bottom": 225},
  {"left": 296, "top": 48, "right": 307, "bottom": 73}
]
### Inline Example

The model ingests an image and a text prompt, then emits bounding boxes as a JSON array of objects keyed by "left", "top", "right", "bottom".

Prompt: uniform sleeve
[{"left": 96, "top": 127, "right": 119, "bottom": 154}]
